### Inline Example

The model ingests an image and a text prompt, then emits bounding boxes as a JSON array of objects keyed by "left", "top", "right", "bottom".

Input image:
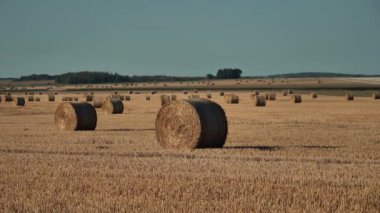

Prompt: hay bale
[
  {"left": 291, "top": 95, "right": 302, "bottom": 103},
  {"left": 14, "top": 97, "right": 25, "bottom": 106},
  {"left": 0, "top": 96, "right": 2, "bottom": 103},
  {"left": 219, "top": 91, "right": 224, "bottom": 96},
  {"left": 93, "top": 97, "right": 103, "bottom": 108},
  {"left": 48, "top": 94, "right": 55, "bottom": 102},
  {"left": 55, "top": 102, "right": 97, "bottom": 131},
  {"left": 265, "top": 93, "right": 269, "bottom": 100},
  {"left": 155, "top": 99, "right": 228, "bottom": 149},
  {"left": 250, "top": 94, "right": 256, "bottom": 99},
  {"left": 183, "top": 91, "right": 188, "bottom": 94},
  {"left": 35, "top": 97, "right": 40, "bottom": 102},
  {"left": 193, "top": 90, "right": 198, "bottom": 93},
  {"left": 73, "top": 97, "right": 79, "bottom": 102},
  {"left": 119, "top": 95, "right": 125, "bottom": 101},
  {"left": 125, "top": 95, "right": 131, "bottom": 101},
  {"left": 288, "top": 90, "right": 293, "bottom": 94},
  {"left": 207, "top": 94, "right": 212, "bottom": 99},
  {"left": 171, "top": 95, "right": 177, "bottom": 101},
  {"left": 103, "top": 99, "right": 124, "bottom": 114},
  {"left": 85, "top": 95, "right": 94, "bottom": 102},
  {"left": 268, "top": 93, "right": 276, "bottom": 100},
  {"left": 226, "top": 94, "right": 239, "bottom": 104},
  {"left": 146, "top": 95, "right": 151, "bottom": 100},
  {"left": 346, "top": 93, "right": 354, "bottom": 101},
  {"left": 27, "top": 96, "right": 34, "bottom": 102},
  {"left": 373, "top": 92, "right": 380, "bottom": 99},
  {"left": 161, "top": 95, "right": 171, "bottom": 105},
  {"left": 253, "top": 95, "right": 266, "bottom": 106},
  {"left": 311, "top": 92, "right": 318, "bottom": 98},
  {"left": 254, "top": 91, "right": 259, "bottom": 95},
  {"left": 150, "top": 90, "right": 157, "bottom": 94},
  {"left": 4, "top": 95, "right": 13, "bottom": 102},
  {"left": 283, "top": 91, "right": 288, "bottom": 96}
]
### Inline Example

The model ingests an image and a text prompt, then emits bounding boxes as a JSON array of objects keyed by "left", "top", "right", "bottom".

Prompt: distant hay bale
[
  {"left": 254, "top": 91, "right": 259, "bottom": 95},
  {"left": 265, "top": 93, "right": 269, "bottom": 100},
  {"left": 0, "top": 96, "right": 2, "bottom": 103},
  {"left": 283, "top": 91, "right": 288, "bottom": 96},
  {"left": 268, "top": 93, "right": 276, "bottom": 100},
  {"left": 226, "top": 94, "right": 239, "bottom": 104},
  {"left": 311, "top": 92, "right": 318, "bottom": 98},
  {"left": 103, "top": 99, "right": 124, "bottom": 114},
  {"left": 27, "top": 96, "right": 34, "bottom": 102},
  {"left": 119, "top": 95, "right": 125, "bottom": 101},
  {"left": 48, "top": 94, "right": 55, "bottom": 102},
  {"left": 134, "top": 91, "right": 140, "bottom": 94},
  {"left": 161, "top": 95, "right": 171, "bottom": 105},
  {"left": 250, "top": 94, "right": 256, "bottom": 99},
  {"left": 67, "top": 97, "right": 73, "bottom": 102},
  {"left": 150, "top": 90, "right": 157, "bottom": 94},
  {"left": 373, "top": 92, "right": 380, "bottom": 99},
  {"left": 146, "top": 95, "right": 151, "bottom": 100},
  {"left": 346, "top": 93, "right": 354, "bottom": 101},
  {"left": 183, "top": 91, "right": 188, "bottom": 94},
  {"left": 288, "top": 90, "right": 293, "bottom": 94},
  {"left": 14, "top": 97, "right": 25, "bottom": 106},
  {"left": 171, "top": 95, "right": 177, "bottom": 101},
  {"left": 35, "top": 97, "right": 40, "bottom": 102},
  {"left": 55, "top": 102, "right": 97, "bottom": 131},
  {"left": 85, "top": 95, "right": 94, "bottom": 102},
  {"left": 207, "top": 94, "right": 212, "bottom": 99},
  {"left": 113, "top": 91, "right": 118, "bottom": 95},
  {"left": 62, "top": 97, "right": 68, "bottom": 102},
  {"left": 155, "top": 99, "right": 228, "bottom": 149},
  {"left": 291, "top": 95, "right": 302, "bottom": 103},
  {"left": 125, "top": 95, "right": 131, "bottom": 101},
  {"left": 219, "top": 91, "right": 224, "bottom": 96},
  {"left": 253, "top": 95, "right": 266, "bottom": 107},
  {"left": 73, "top": 97, "right": 79, "bottom": 102},
  {"left": 93, "top": 97, "right": 103, "bottom": 108},
  {"left": 193, "top": 90, "right": 198, "bottom": 93}
]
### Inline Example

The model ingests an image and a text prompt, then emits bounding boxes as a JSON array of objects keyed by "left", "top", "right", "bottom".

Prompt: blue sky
[{"left": 0, "top": 0, "right": 379, "bottom": 77}]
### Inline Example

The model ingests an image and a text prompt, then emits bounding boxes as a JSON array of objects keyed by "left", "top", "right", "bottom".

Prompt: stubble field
[{"left": 0, "top": 91, "right": 379, "bottom": 212}]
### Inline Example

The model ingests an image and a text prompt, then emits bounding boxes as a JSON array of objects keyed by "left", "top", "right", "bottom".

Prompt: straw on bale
[
  {"left": 27, "top": 96, "right": 34, "bottom": 101},
  {"left": 226, "top": 94, "right": 239, "bottom": 104},
  {"left": 268, "top": 93, "right": 276, "bottom": 100},
  {"left": 219, "top": 91, "right": 224, "bottom": 96},
  {"left": 55, "top": 102, "right": 97, "bottom": 131},
  {"left": 291, "top": 95, "right": 302, "bottom": 103},
  {"left": 311, "top": 92, "right": 318, "bottom": 98},
  {"left": 191, "top": 95, "right": 200, "bottom": 99},
  {"left": 161, "top": 95, "right": 171, "bottom": 105},
  {"left": 93, "top": 97, "right": 103, "bottom": 108},
  {"left": 171, "top": 95, "right": 177, "bottom": 101},
  {"left": 253, "top": 95, "right": 266, "bottom": 106},
  {"left": 373, "top": 92, "right": 380, "bottom": 99},
  {"left": 125, "top": 95, "right": 131, "bottom": 101},
  {"left": 85, "top": 95, "right": 93, "bottom": 102},
  {"left": 14, "top": 97, "right": 25, "bottom": 106},
  {"left": 103, "top": 99, "right": 124, "bottom": 114},
  {"left": 346, "top": 93, "right": 354, "bottom": 101},
  {"left": 48, "top": 94, "right": 55, "bottom": 102},
  {"left": 155, "top": 99, "right": 228, "bottom": 149},
  {"left": 146, "top": 95, "right": 151, "bottom": 100},
  {"left": 5, "top": 95, "right": 13, "bottom": 102}
]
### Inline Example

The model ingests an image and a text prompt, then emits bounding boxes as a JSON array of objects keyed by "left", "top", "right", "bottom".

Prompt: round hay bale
[
  {"left": 268, "top": 93, "right": 276, "bottom": 100},
  {"left": 311, "top": 93, "right": 318, "bottom": 98},
  {"left": 283, "top": 91, "right": 288, "bottom": 96},
  {"left": 85, "top": 95, "right": 93, "bottom": 102},
  {"left": 4, "top": 95, "right": 13, "bottom": 102},
  {"left": 291, "top": 95, "right": 302, "bottom": 103},
  {"left": 150, "top": 90, "right": 157, "bottom": 94},
  {"left": 35, "top": 97, "right": 40, "bottom": 102},
  {"left": 207, "top": 94, "right": 212, "bottom": 99},
  {"left": 372, "top": 92, "right": 380, "bottom": 99},
  {"left": 68, "top": 97, "right": 74, "bottom": 102},
  {"left": 265, "top": 93, "right": 269, "bottom": 100},
  {"left": 125, "top": 95, "right": 131, "bottom": 101},
  {"left": 161, "top": 95, "right": 171, "bottom": 105},
  {"left": 226, "top": 94, "right": 239, "bottom": 104},
  {"left": 171, "top": 95, "right": 177, "bottom": 101},
  {"left": 146, "top": 95, "right": 151, "bottom": 100},
  {"left": 253, "top": 95, "right": 266, "bottom": 106},
  {"left": 288, "top": 90, "right": 293, "bottom": 94},
  {"left": 183, "top": 91, "right": 188, "bottom": 95},
  {"left": 27, "top": 96, "right": 34, "bottom": 102},
  {"left": 103, "top": 99, "right": 124, "bottom": 114},
  {"left": 155, "top": 99, "right": 228, "bottom": 149},
  {"left": 48, "top": 94, "right": 55, "bottom": 102},
  {"left": 14, "top": 97, "right": 25, "bottom": 106},
  {"left": 219, "top": 91, "right": 224, "bottom": 96},
  {"left": 0, "top": 96, "right": 2, "bottom": 103},
  {"left": 346, "top": 93, "right": 354, "bottom": 101},
  {"left": 193, "top": 90, "right": 198, "bottom": 93},
  {"left": 93, "top": 97, "right": 103, "bottom": 108},
  {"left": 254, "top": 91, "right": 259, "bottom": 95},
  {"left": 119, "top": 95, "right": 125, "bottom": 101},
  {"left": 55, "top": 102, "right": 97, "bottom": 131},
  {"left": 250, "top": 94, "right": 256, "bottom": 99}
]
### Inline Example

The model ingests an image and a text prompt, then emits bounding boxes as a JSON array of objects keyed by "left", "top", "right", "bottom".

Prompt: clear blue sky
[{"left": 0, "top": 0, "right": 379, "bottom": 78}]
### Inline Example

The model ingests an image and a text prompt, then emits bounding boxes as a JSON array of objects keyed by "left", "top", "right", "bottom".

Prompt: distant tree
[
  {"left": 216, "top": 68, "right": 242, "bottom": 79},
  {"left": 206, "top": 73, "right": 215, "bottom": 79}
]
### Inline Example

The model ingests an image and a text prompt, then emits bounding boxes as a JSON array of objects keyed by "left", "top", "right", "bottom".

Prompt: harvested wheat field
[{"left": 0, "top": 91, "right": 379, "bottom": 212}]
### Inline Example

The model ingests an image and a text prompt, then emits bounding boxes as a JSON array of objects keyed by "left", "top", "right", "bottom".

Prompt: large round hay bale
[
  {"left": 103, "top": 99, "right": 124, "bottom": 114},
  {"left": 48, "top": 94, "right": 55, "bottom": 102},
  {"left": 155, "top": 99, "right": 228, "bottom": 149},
  {"left": 346, "top": 93, "right": 354, "bottom": 101},
  {"left": 14, "top": 97, "right": 25, "bottom": 106},
  {"left": 119, "top": 95, "right": 125, "bottom": 101},
  {"left": 373, "top": 92, "right": 380, "bottom": 99},
  {"left": 27, "top": 96, "right": 34, "bottom": 102},
  {"left": 93, "top": 97, "right": 103, "bottom": 108},
  {"left": 253, "top": 95, "right": 266, "bottom": 106},
  {"left": 311, "top": 92, "right": 318, "bottom": 98},
  {"left": 161, "top": 95, "right": 171, "bottom": 105},
  {"left": 55, "top": 102, "right": 97, "bottom": 131},
  {"left": 226, "top": 94, "right": 239, "bottom": 104},
  {"left": 291, "top": 95, "right": 302, "bottom": 103}
]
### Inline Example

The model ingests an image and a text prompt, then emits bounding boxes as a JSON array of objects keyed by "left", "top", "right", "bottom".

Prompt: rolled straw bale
[
  {"left": 103, "top": 99, "right": 124, "bottom": 114},
  {"left": 4, "top": 95, "right": 13, "bottom": 102},
  {"left": 27, "top": 96, "right": 34, "bottom": 102},
  {"left": 150, "top": 90, "right": 157, "bottom": 94},
  {"left": 125, "top": 95, "right": 131, "bottom": 101},
  {"left": 14, "top": 97, "right": 25, "bottom": 106},
  {"left": 48, "top": 94, "right": 55, "bottom": 102},
  {"left": 171, "top": 95, "right": 177, "bottom": 101},
  {"left": 134, "top": 91, "right": 140, "bottom": 94},
  {"left": 146, "top": 95, "right": 151, "bottom": 100},
  {"left": 85, "top": 95, "right": 94, "bottom": 102},
  {"left": 254, "top": 91, "right": 259, "bottom": 95},
  {"left": 73, "top": 97, "right": 79, "bottom": 102},
  {"left": 253, "top": 95, "right": 266, "bottom": 107},
  {"left": 35, "top": 97, "right": 40, "bottom": 102},
  {"left": 288, "top": 90, "right": 293, "bottom": 94},
  {"left": 283, "top": 91, "right": 288, "bottom": 96},
  {"left": 207, "top": 94, "right": 212, "bottom": 99},
  {"left": 193, "top": 90, "right": 198, "bottom": 93},
  {"left": 346, "top": 93, "right": 354, "bottom": 101},
  {"left": 226, "top": 94, "right": 239, "bottom": 104},
  {"left": 311, "top": 92, "right": 318, "bottom": 98},
  {"left": 55, "top": 102, "right": 97, "bottom": 131},
  {"left": 155, "top": 99, "right": 228, "bottom": 149},
  {"left": 68, "top": 97, "right": 73, "bottom": 102},
  {"left": 250, "top": 94, "right": 256, "bottom": 99},
  {"left": 373, "top": 92, "right": 380, "bottom": 99},
  {"left": 0, "top": 96, "right": 2, "bottom": 103},
  {"left": 291, "top": 95, "right": 302, "bottom": 103},
  {"left": 265, "top": 93, "right": 269, "bottom": 100},
  {"left": 268, "top": 93, "right": 276, "bottom": 100},
  {"left": 161, "top": 95, "right": 171, "bottom": 105},
  {"left": 62, "top": 97, "right": 68, "bottom": 102},
  {"left": 119, "top": 95, "right": 125, "bottom": 101},
  {"left": 183, "top": 91, "right": 188, "bottom": 94},
  {"left": 219, "top": 91, "right": 224, "bottom": 96},
  {"left": 93, "top": 97, "right": 103, "bottom": 108}
]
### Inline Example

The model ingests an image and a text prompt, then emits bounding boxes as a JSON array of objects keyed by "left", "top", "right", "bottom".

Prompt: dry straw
[
  {"left": 291, "top": 95, "right": 302, "bottom": 103},
  {"left": 14, "top": 97, "right": 25, "bottom": 106},
  {"left": 155, "top": 99, "right": 228, "bottom": 149},
  {"left": 55, "top": 102, "right": 97, "bottom": 131},
  {"left": 103, "top": 99, "right": 124, "bottom": 114},
  {"left": 253, "top": 95, "right": 266, "bottom": 106},
  {"left": 346, "top": 93, "right": 354, "bottom": 101}
]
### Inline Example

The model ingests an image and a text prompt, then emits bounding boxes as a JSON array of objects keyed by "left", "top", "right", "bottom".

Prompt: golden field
[{"left": 0, "top": 90, "right": 379, "bottom": 212}]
